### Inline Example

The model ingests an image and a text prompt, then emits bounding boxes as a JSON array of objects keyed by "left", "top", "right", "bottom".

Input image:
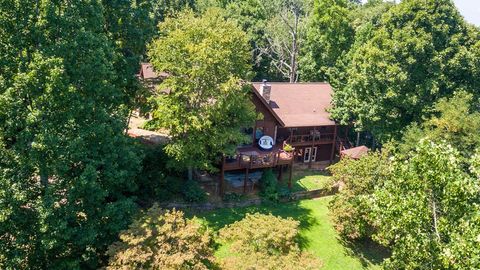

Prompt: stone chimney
[{"left": 260, "top": 79, "right": 271, "bottom": 103}]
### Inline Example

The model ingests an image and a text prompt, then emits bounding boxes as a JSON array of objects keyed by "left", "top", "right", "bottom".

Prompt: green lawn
[
  {"left": 194, "top": 197, "right": 385, "bottom": 270},
  {"left": 281, "top": 169, "right": 333, "bottom": 192}
]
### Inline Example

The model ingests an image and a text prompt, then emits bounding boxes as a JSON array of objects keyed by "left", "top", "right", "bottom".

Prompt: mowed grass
[
  {"left": 279, "top": 169, "right": 333, "bottom": 191},
  {"left": 194, "top": 197, "right": 384, "bottom": 270}
]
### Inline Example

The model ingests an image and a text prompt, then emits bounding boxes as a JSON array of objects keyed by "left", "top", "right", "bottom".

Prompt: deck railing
[
  {"left": 287, "top": 133, "right": 335, "bottom": 144},
  {"left": 223, "top": 150, "right": 293, "bottom": 170}
]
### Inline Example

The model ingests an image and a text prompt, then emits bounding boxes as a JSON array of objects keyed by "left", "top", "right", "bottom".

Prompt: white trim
[
  {"left": 311, "top": 147, "right": 317, "bottom": 162},
  {"left": 304, "top": 147, "right": 311, "bottom": 163}
]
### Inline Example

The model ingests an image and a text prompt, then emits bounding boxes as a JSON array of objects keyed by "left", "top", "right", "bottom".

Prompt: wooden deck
[{"left": 223, "top": 145, "right": 293, "bottom": 171}]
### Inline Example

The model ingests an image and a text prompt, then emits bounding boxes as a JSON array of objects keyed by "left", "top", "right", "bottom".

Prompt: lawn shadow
[
  {"left": 339, "top": 237, "right": 390, "bottom": 267},
  {"left": 193, "top": 200, "right": 318, "bottom": 250}
]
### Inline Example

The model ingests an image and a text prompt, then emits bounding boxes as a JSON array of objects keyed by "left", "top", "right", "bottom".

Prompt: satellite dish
[{"left": 258, "top": 135, "right": 274, "bottom": 150}]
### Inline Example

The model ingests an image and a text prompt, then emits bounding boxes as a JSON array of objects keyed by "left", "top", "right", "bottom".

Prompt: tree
[
  {"left": 0, "top": 0, "right": 144, "bottom": 268},
  {"left": 148, "top": 9, "right": 256, "bottom": 174},
  {"left": 330, "top": 0, "right": 480, "bottom": 141},
  {"left": 328, "top": 151, "right": 391, "bottom": 240},
  {"left": 219, "top": 213, "right": 321, "bottom": 270},
  {"left": 399, "top": 91, "right": 480, "bottom": 157},
  {"left": 261, "top": 0, "right": 310, "bottom": 82},
  {"left": 219, "top": 0, "right": 311, "bottom": 82},
  {"left": 300, "top": 0, "right": 354, "bottom": 82},
  {"left": 372, "top": 141, "right": 480, "bottom": 269},
  {"left": 107, "top": 206, "right": 214, "bottom": 270}
]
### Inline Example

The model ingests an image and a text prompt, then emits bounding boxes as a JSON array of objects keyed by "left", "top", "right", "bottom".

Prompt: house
[
  {"left": 220, "top": 81, "right": 350, "bottom": 194},
  {"left": 137, "top": 64, "right": 352, "bottom": 194}
]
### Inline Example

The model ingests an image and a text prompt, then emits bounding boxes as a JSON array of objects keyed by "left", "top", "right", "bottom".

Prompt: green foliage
[
  {"left": 329, "top": 151, "right": 391, "bottom": 240},
  {"left": 219, "top": 213, "right": 321, "bottom": 269},
  {"left": 301, "top": 0, "right": 354, "bottom": 81},
  {"left": 148, "top": 9, "right": 256, "bottom": 171},
  {"left": 399, "top": 91, "right": 480, "bottom": 158},
  {"left": 107, "top": 205, "right": 215, "bottom": 269},
  {"left": 222, "top": 192, "right": 245, "bottom": 202},
  {"left": 259, "top": 169, "right": 279, "bottom": 201},
  {"left": 0, "top": 0, "right": 147, "bottom": 268},
  {"left": 372, "top": 141, "right": 480, "bottom": 269},
  {"left": 182, "top": 180, "right": 208, "bottom": 203},
  {"left": 135, "top": 145, "right": 185, "bottom": 202},
  {"left": 331, "top": 0, "right": 480, "bottom": 141},
  {"left": 283, "top": 143, "right": 294, "bottom": 152}
]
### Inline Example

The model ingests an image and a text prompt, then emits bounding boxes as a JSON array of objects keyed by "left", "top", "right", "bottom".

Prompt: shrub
[
  {"left": 182, "top": 180, "right": 207, "bottom": 203},
  {"left": 106, "top": 205, "right": 215, "bottom": 269},
  {"left": 222, "top": 192, "right": 245, "bottom": 203},
  {"left": 278, "top": 187, "right": 294, "bottom": 201},
  {"left": 259, "top": 169, "right": 279, "bottom": 201},
  {"left": 328, "top": 151, "right": 391, "bottom": 241},
  {"left": 219, "top": 213, "right": 321, "bottom": 270}
]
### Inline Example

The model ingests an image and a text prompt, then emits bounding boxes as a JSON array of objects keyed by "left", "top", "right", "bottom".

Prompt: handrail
[
  {"left": 288, "top": 133, "right": 335, "bottom": 144},
  {"left": 224, "top": 149, "right": 293, "bottom": 170}
]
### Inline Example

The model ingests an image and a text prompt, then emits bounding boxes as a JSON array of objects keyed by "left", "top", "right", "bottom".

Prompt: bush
[
  {"left": 219, "top": 213, "right": 321, "bottom": 270},
  {"left": 107, "top": 205, "right": 215, "bottom": 269},
  {"left": 259, "top": 169, "right": 279, "bottom": 201},
  {"left": 329, "top": 151, "right": 391, "bottom": 241},
  {"left": 222, "top": 192, "right": 245, "bottom": 203},
  {"left": 182, "top": 180, "right": 207, "bottom": 203},
  {"left": 278, "top": 187, "right": 294, "bottom": 201}
]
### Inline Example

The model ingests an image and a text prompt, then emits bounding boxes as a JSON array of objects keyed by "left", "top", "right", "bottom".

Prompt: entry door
[
  {"left": 311, "top": 147, "right": 317, "bottom": 162},
  {"left": 304, "top": 147, "right": 311, "bottom": 163}
]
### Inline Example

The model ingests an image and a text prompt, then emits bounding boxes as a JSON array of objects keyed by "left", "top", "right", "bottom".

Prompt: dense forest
[{"left": 0, "top": 0, "right": 479, "bottom": 269}]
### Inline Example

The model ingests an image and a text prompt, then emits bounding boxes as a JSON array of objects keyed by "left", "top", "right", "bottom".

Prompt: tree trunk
[{"left": 289, "top": 11, "right": 299, "bottom": 83}]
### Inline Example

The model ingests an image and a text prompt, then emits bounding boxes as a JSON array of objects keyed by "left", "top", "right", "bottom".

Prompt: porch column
[
  {"left": 243, "top": 168, "right": 249, "bottom": 194},
  {"left": 288, "top": 161, "right": 293, "bottom": 189},
  {"left": 278, "top": 165, "right": 283, "bottom": 182},
  {"left": 330, "top": 125, "right": 337, "bottom": 164},
  {"left": 309, "top": 127, "right": 316, "bottom": 168}
]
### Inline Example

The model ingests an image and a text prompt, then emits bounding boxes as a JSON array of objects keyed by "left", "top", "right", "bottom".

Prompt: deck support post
[
  {"left": 220, "top": 156, "right": 225, "bottom": 196},
  {"left": 243, "top": 168, "right": 249, "bottom": 194},
  {"left": 278, "top": 165, "right": 283, "bottom": 182},
  {"left": 330, "top": 125, "right": 338, "bottom": 164},
  {"left": 288, "top": 162, "right": 293, "bottom": 189}
]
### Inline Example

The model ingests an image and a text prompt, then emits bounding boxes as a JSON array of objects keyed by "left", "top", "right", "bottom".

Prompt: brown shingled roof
[
  {"left": 139, "top": 63, "right": 169, "bottom": 80},
  {"left": 252, "top": 82, "right": 335, "bottom": 127},
  {"left": 341, "top": 146, "right": 369, "bottom": 160}
]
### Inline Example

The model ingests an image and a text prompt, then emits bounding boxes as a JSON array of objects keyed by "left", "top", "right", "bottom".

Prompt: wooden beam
[
  {"left": 309, "top": 127, "right": 316, "bottom": 168},
  {"left": 288, "top": 162, "right": 293, "bottom": 189},
  {"left": 330, "top": 125, "right": 338, "bottom": 164}
]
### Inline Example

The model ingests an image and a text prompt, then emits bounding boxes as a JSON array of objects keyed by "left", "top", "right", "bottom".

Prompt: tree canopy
[
  {"left": 330, "top": 0, "right": 480, "bottom": 141},
  {"left": 107, "top": 206, "right": 214, "bottom": 269},
  {"left": 301, "top": 0, "right": 354, "bottom": 81},
  {"left": 219, "top": 213, "right": 321, "bottom": 270},
  {"left": 0, "top": 0, "right": 146, "bottom": 268},
  {"left": 148, "top": 9, "right": 255, "bottom": 172},
  {"left": 373, "top": 141, "right": 480, "bottom": 269}
]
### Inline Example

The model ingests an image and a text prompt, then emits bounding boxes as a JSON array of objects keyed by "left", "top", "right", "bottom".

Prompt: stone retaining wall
[{"left": 160, "top": 186, "right": 338, "bottom": 212}]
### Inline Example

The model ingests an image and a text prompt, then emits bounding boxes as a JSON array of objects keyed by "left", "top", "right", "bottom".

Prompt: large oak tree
[
  {"left": 330, "top": 0, "right": 480, "bottom": 141},
  {"left": 148, "top": 9, "right": 256, "bottom": 175}
]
